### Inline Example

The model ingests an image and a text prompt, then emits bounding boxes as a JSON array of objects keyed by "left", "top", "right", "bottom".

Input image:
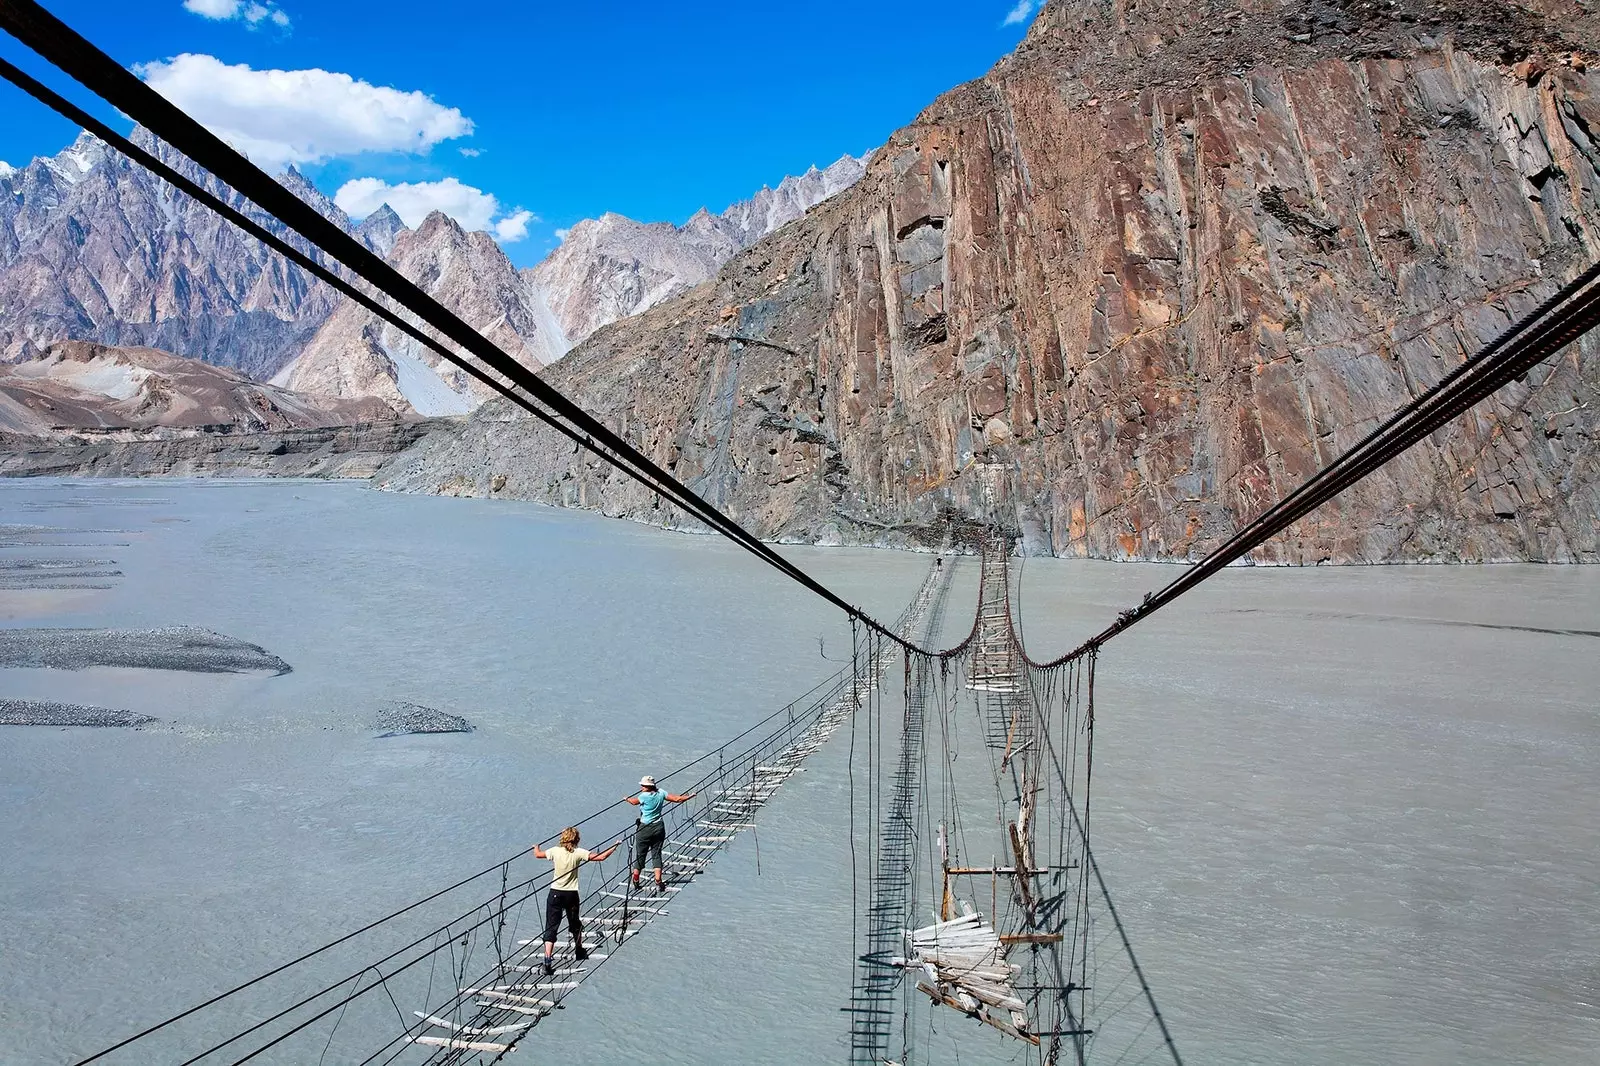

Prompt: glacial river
[{"left": 0, "top": 478, "right": 1596, "bottom": 1065}]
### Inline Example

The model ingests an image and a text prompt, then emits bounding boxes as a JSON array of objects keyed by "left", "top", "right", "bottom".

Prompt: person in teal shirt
[{"left": 626, "top": 775, "right": 696, "bottom": 895}]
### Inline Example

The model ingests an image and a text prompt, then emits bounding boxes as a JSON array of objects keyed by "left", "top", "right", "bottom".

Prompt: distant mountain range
[
  {"left": 0, "top": 131, "right": 346, "bottom": 378},
  {"left": 527, "top": 156, "right": 866, "bottom": 346},
  {"left": 0, "top": 132, "right": 866, "bottom": 415}
]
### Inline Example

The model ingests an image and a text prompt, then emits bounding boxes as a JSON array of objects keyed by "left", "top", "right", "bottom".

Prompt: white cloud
[
  {"left": 493, "top": 210, "right": 534, "bottom": 243},
  {"left": 336, "top": 177, "right": 495, "bottom": 230},
  {"left": 458, "top": 147, "right": 483, "bottom": 158},
  {"left": 183, "top": 0, "right": 291, "bottom": 29},
  {"left": 136, "top": 54, "right": 471, "bottom": 171},
  {"left": 183, "top": 0, "right": 240, "bottom": 16},
  {"left": 336, "top": 177, "right": 534, "bottom": 243},
  {"left": 1002, "top": 0, "right": 1037, "bottom": 26},
  {"left": 553, "top": 227, "right": 569, "bottom": 243}
]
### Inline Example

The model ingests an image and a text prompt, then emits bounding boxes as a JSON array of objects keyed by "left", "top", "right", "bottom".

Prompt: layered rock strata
[
  {"left": 383, "top": 0, "right": 1600, "bottom": 563},
  {"left": 0, "top": 418, "right": 453, "bottom": 480}
]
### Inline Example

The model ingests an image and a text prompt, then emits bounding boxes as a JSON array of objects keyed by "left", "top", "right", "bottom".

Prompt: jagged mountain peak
[
  {"left": 354, "top": 203, "right": 407, "bottom": 257},
  {"left": 410, "top": 209, "right": 470, "bottom": 242},
  {"left": 0, "top": 161, "right": 13, "bottom": 179},
  {"left": 41, "top": 130, "right": 109, "bottom": 184},
  {"left": 365, "top": 203, "right": 404, "bottom": 228},
  {"left": 279, "top": 200, "right": 565, "bottom": 416}
]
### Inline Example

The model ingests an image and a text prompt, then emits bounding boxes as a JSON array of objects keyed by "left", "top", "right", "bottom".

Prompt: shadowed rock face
[
  {"left": 0, "top": 626, "right": 290, "bottom": 674},
  {"left": 383, "top": 0, "right": 1600, "bottom": 563}
]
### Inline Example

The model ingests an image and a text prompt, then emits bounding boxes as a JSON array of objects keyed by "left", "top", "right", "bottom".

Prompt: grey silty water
[{"left": 0, "top": 478, "right": 1596, "bottom": 1064}]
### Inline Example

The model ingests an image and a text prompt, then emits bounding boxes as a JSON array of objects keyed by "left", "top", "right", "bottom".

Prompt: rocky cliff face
[
  {"left": 528, "top": 154, "right": 869, "bottom": 349},
  {"left": 277, "top": 211, "right": 567, "bottom": 415},
  {"left": 382, "top": 0, "right": 1600, "bottom": 563},
  {"left": 0, "top": 340, "right": 391, "bottom": 436},
  {"left": 0, "top": 131, "right": 360, "bottom": 378}
]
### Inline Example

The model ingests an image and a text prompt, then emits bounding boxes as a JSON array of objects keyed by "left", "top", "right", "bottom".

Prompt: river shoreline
[{"left": 0, "top": 456, "right": 1593, "bottom": 565}]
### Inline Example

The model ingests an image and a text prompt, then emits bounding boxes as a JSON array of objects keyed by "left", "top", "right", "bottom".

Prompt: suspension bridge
[{"left": 1, "top": 0, "right": 1596, "bottom": 1062}]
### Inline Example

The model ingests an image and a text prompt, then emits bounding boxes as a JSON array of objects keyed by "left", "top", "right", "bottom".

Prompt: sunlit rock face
[
  {"left": 279, "top": 211, "right": 566, "bottom": 416},
  {"left": 383, "top": 0, "right": 1600, "bottom": 563}
]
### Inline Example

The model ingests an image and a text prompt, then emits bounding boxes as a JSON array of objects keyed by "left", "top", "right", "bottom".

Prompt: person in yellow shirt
[{"left": 532, "top": 826, "right": 619, "bottom": 975}]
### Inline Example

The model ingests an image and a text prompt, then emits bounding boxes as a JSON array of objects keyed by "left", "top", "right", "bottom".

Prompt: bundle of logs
[{"left": 895, "top": 910, "right": 1036, "bottom": 1045}]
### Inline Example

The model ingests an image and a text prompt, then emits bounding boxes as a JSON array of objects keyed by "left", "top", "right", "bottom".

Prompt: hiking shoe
[
  {"left": 574, "top": 946, "right": 589, "bottom": 962},
  {"left": 653, "top": 881, "right": 666, "bottom": 897},
  {"left": 539, "top": 959, "right": 555, "bottom": 977}
]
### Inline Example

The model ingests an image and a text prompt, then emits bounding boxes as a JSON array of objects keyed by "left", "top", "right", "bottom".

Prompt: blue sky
[{"left": 0, "top": 0, "right": 1044, "bottom": 266}]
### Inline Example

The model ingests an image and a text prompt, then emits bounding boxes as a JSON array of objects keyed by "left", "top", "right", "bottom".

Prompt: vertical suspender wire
[
  {"left": 1066, "top": 791, "right": 1185, "bottom": 1066},
  {"left": 847, "top": 615, "right": 861, "bottom": 1044}
]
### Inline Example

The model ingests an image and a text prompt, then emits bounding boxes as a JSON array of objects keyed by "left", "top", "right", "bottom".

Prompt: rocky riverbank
[
  {"left": 0, "top": 419, "right": 458, "bottom": 480},
  {"left": 0, "top": 626, "right": 291, "bottom": 674},
  {"left": 0, "top": 699, "right": 156, "bottom": 727}
]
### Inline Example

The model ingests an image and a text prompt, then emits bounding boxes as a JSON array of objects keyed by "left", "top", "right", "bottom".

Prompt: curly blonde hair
[{"left": 558, "top": 826, "right": 580, "bottom": 850}]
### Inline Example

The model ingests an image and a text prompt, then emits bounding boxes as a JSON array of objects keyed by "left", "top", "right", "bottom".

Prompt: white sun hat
[{"left": 639, "top": 775, "right": 657, "bottom": 788}]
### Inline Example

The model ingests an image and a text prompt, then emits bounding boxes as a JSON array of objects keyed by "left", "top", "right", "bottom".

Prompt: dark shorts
[
  {"left": 542, "top": 888, "right": 581, "bottom": 943},
  {"left": 634, "top": 819, "right": 666, "bottom": 872}
]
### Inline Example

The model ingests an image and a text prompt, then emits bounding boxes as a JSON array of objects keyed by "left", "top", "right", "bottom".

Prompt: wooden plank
[
  {"left": 408, "top": 1035, "right": 512, "bottom": 1052},
  {"left": 946, "top": 978, "right": 1026, "bottom": 1014},
  {"left": 413, "top": 1012, "right": 530, "bottom": 1036},
  {"left": 915, "top": 983, "right": 1039, "bottom": 1046},
  {"left": 471, "top": 983, "right": 574, "bottom": 996},
  {"left": 912, "top": 914, "right": 982, "bottom": 936},
  {"left": 479, "top": 1002, "right": 545, "bottom": 1016},
  {"left": 479, "top": 985, "right": 567, "bottom": 999}
]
